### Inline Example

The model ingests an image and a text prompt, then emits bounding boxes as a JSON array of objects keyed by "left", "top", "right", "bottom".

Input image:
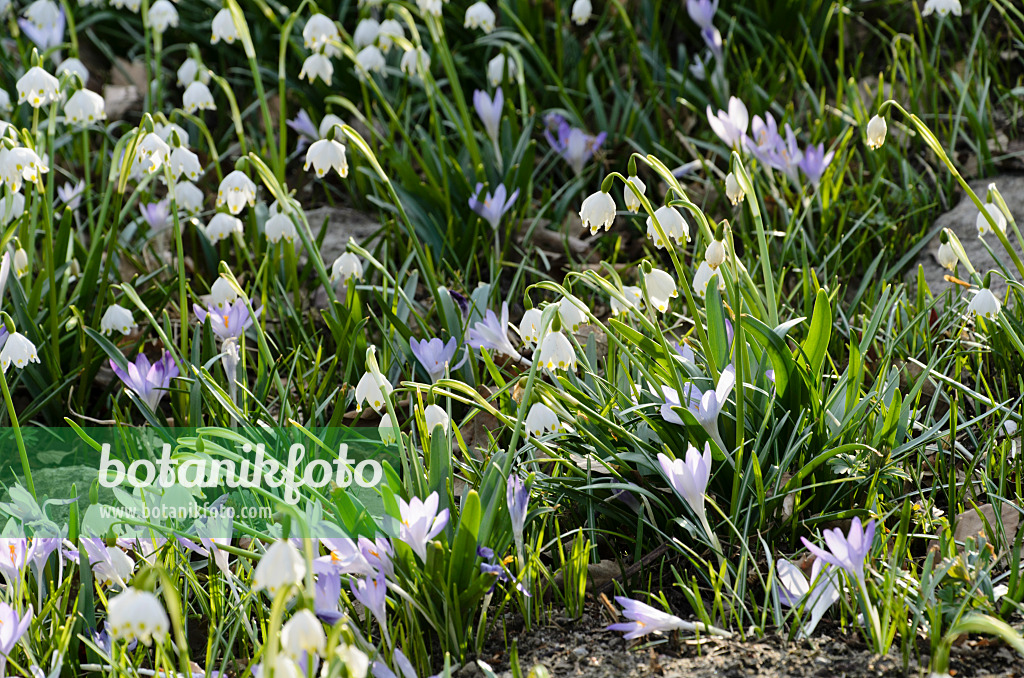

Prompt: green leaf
[{"left": 798, "top": 288, "right": 832, "bottom": 380}]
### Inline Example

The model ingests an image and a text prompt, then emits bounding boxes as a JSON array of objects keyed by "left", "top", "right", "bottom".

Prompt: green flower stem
[{"left": 0, "top": 369, "right": 35, "bottom": 497}]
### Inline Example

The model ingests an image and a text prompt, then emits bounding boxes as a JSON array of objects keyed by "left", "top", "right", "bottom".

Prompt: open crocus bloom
[{"left": 775, "top": 557, "right": 839, "bottom": 638}]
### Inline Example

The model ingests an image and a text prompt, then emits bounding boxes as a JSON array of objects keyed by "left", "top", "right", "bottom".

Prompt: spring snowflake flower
[
  {"left": 525, "top": 403, "right": 567, "bottom": 436},
  {"left": 693, "top": 260, "right": 724, "bottom": 299},
  {"left": 319, "top": 114, "right": 344, "bottom": 138},
  {"left": 473, "top": 88, "right": 503, "bottom": 145},
  {"left": 538, "top": 331, "right": 576, "bottom": 371},
  {"left": 253, "top": 540, "right": 306, "bottom": 596},
  {"left": 281, "top": 609, "right": 326, "bottom": 660},
  {"left": 580, "top": 190, "right": 616, "bottom": 234},
  {"left": 558, "top": 297, "right": 588, "bottom": 332},
  {"left": 401, "top": 47, "right": 431, "bottom": 76},
  {"left": 154, "top": 122, "right": 189, "bottom": 146},
  {"left": 16, "top": 66, "right": 60, "bottom": 108},
  {"left": 110, "top": 0, "right": 141, "bottom": 10},
  {"left": 354, "top": 46, "right": 387, "bottom": 80},
  {"left": 101, "top": 304, "right": 138, "bottom": 336},
  {"left": 645, "top": 205, "right": 688, "bottom": 248},
  {"left": 168, "top": 146, "right": 202, "bottom": 182},
  {"left": 300, "top": 53, "right": 334, "bottom": 85},
  {"left": 519, "top": 308, "right": 544, "bottom": 348},
  {"left": 64, "top": 89, "right": 106, "bottom": 124},
  {"left": 209, "top": 277, "right": 238, "bottom": 311},
  {"left": 976, "top": 203, "right": 1006, "bottom": 237},
  {"left": 967, "top": 287, "right": 1001, "bottom": 319},
  {"left": 0, "top": 147, "right": 48, "bottom": 193},
  {"left": 304, "top": 139, "right": 349, "bottom": 178},
  {"left": 135, "top": 133, "right": 170, "bottom": 174},
  {"left": 211, "top": 8, "right": 239, "bottom": 44},
  {"left": 107, "top": 588, "right": 169, "bottom": 646},
  {"left": 0, "top": 194, "right": 25, "bottom": 226},
  {"left": 205, "top": 213, "right": 243, "bottom": 244},
  {"left": 922, "top": 0, "right": 961, "bottom": 16},
  {"left": 13, "top": 248, "right": 28, "bottom": 277},
  {"left": 265, "top": 213, "right": 296, "bottom": 244},
  {"left": 417, "top": 0, "right": 443, "bottom": 15},
  {"left": 469, "top": 183, "right": 519, "bottom": 230},
  {"left": 937, "top": 241, "right": 957, "bottom": 271},
  {"left": 177, "top": 58, "right": 210, "bottom": 87},
  {"left": 147, "top": 0, "right": 179, "bottom": 33},
  {"left": 624, "top": 175, "right": 645, "bottom": 212},
  {"left": 303, "top": 13, "right": 339, "bottom": 52},
  {"left": 464, "top": 2, "right": 496, "bottom": 32},
  {"left": 183, "top": 81, "right": 216, "bottom": 113},
  {"left": 725, "top": 172, "right": 744, "bottom": 205},
  {"left": 487, "top": 54, "right": 515, "bottom": 87},
  {"left": 801, "top": 517, "right": 876, "bottom": 586},
  {"left": 643, "top": 267, "right": 677, "bottom": 312},
  {"left": 706, "top": 238, "right": 726, "bottom": 269},
  {"left": 611, "top": 286, "right": 642, "bottom": 316},
  {"left": 22, "top": 0, "right": 59, "bottom": 28},
  {"left": 707, "top": 96, "right": 749, "bottom": 148},
  {"left": 424, "top": 404, "right": 449, "bottom": 433},
  {"left": 57, "top": 58, "right": 89, "bottom": 85},
  {"left": 377, "top": 19, "right": 405, "bottom": 52},
  {"left": 571, "top": 0, "right": 593, "bottom": 24},
  {"left": 217, "top": 171, "right": 257, "bottom": 214},
  {"left": 866, "top": 115, "right": 887, "bottom": 149},
  {"left": 0, "top": 333, "right": 39, "bottom": 371},
  {"left": 398, "top": 492, "right": 449, "bottom": 562},
  {"left": 353, "top": 18, "right": 380, "bottom": 49},
  {"left": 331, "top": 253, "right": 364, "bottom": 283},
  {"left": 0, "top": 90, "right": 10, "bottom": 114},
  {"left": 173, "top": 181, "right": 204, "bottom": 214},
  {"left": 110, "top": 351, "right": 178, "bottom": 409},
  {"left": 355, "top": 370, "right": 393, "bottom": 412}
]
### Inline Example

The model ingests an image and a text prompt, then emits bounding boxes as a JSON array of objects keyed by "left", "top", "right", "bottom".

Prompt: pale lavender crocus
[
  {"left": 350, "top": 569, "right": 388, "bottom": 629},
  {"left": 686, "top": 0, "right": 718, "bottom": 29},
  {"left": 775, "top": 558, "right": 839, "bottom": 638},
  {"left": 410, "top": 336, "right": 459, "bottom": 382},
  {"left": 110, "top": 351, "right": 179, "bottom": 411},
  {"left": 544, "top": 115, "right": 606, "bottom": 174},
  {"left": 0, "top": 602, "right": 32, "bottom": 677},
  {"left": 506, "top": 476, "right": 529, "bottom": 543},
  {"left": 468, "top": 183, "right": 519, "bottom": 230},
  {"left": 58, "top": 180, "right": 84, "bottom": 210},
  {"left": 606, "top": 597, "right": 694, "bottom": 639},
  {"left": 467, "top": 302, "right": 523, "bottom": 362},
  {"left": 286, "top": 109, "right": 319, "bottom": 152},
  {"left": 657, "top": 443, "right": 711, "bottom": 520},
  {"left": 314, "top": 537, "right": 374, "bottom": 577},
  {"left": 314, "top": 571, "right": 344, "bottom": 624},
  {"left": 800, "top": 517, "right": 875, "bottom": 586},
  {"left": 397, "top": 492, "right": 449, "bottom": 562},
  {"left": 744, "top": 113, "right": 782, "bottom": 166},
  {"left": 194, "top": 299, "right": 262, "bottom": 341},
  {"left": 798, "top": 142, "right": 834, "bottom": 186},
  {"left": 140, "top": 198, "right": 171, "bottom": 230},
  {"left": 359, "top": 537, "right": 394, "bottom": 578},
  {"left": 664, "top": 365, "right": 735, "bottom": 448},
  {"left": 473, "top": 87, "right": 503, "bottom": 145},
  {"left": 769, "top": 123, "right": 803, "bottom": 183},
  {"left": 706, "top": 97, "right": 748, "bottom": 149},
  {"left": 0, "top": 538, "right": 26, "bottom": 592}
]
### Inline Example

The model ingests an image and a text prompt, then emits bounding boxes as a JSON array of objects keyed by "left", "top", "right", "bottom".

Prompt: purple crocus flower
[
  {"left": 397, "top": 492, "right": 449, "bottom": 562},
  {"left": 468, "top": 182, "right": 519, "bottom": 230},
  {"left": 798, "top": 142, "right": 834, "bottom": 186},
  {"left": 0, "top": 602, "right": 33, "bottom": 676},
  {"left": 193, "top": 299, "right": 262, "bottom": 341},
  {"left": 359, "top": 537, "right": 394, "bottom": 578},
  {"left": 707, "top": 97, "right": 749, "bottom": 149},
  {"left": 287, "top": 109, "right": 319, "bottom": 152},
  {"left": 800, "top": 517, "right": 876, "bottom": 585},
  {"left": 775, "top": 558, "right": 839, "bottom": 638},
  {"left": 686, "top": 0, "right": 718, "bottom": 29},
  {"left": 110, "top": 350, "right": 179, "bottom": 411},
  {"left": 410, "top": 336, "right": 458, "bottom": 382},
  {"left": 744, "top": 113, "right": 782, "bottom": 165},
  {"left": 27, "top": 537, "right": 62, "bottom": 575},
  {"left": 18, "top": 7, "right": 65, "bottom": 56},
  {"left": 473, "top": 87, "right": 503, "bottom": 145},
  {"left": 768, "top": 123, "right": 803, "bottom": 183},
  {"left": 506, "top": 475, "right": 529, "bottom": 543},
  {"left": 0, "top": 538, "right": 26, "bottom": 593},
  {"left": 314, "top": 537, "right": 374, "bottom": 576},
  {"left": 606, "top": 597, "right": 687, "bottom": 639},
  {"left": 544, "top": 116, "right": 607, "bottom": 174},
  {"left": 349, "top": 569, "right": 388, "bottom": 627},
  {"left": 467, "top": 302, "right": 522, "bottom": 361},
  {"left": 140, "top": 198, "right": 170, "bottom": 230},
  {"left": 314, "top": 571, "right": 344, "bottom": 624},
  {"left": 657, "top": 443, "right": 712, "bottom": 520},
  {"left": 58, "top": 180, "right": 85, "bottom": 211},
  {"left": 701, "top": 26, "right": 723, "bottom": 58}
]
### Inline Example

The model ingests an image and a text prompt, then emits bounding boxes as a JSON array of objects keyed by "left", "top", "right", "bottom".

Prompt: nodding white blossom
[
  {"left": 331, "top": 253, "right": 363, "bottom": 284},
  {"left": 57, "top": 58, "right": 90, "bottom": 86},
  {"left": 305, "top": 139, "right": 349, "bottom": 179},
  {"left": 217, "top": 171, "right": 257, "bottom": 214},
  {"left": 281, "top": 609, "right": 327, "bottom": 659},
  {"left": 147, "top": 0, "right": 179, "bottom": 33},
  {"left": 624, "top": 175, "right": 645, "bottom": 213},
  {"left": 354, "top": 46, "right": 387, "bottom": 80},
  {"left": 0, "top": 147, "right": 48, "bottom": 192},
  {"left": 580, "top": 191, "right": 616, "bottom": 234},
  {"left": 487, "top": 54, "right": 516, "bottom": 87},
  {"left": 265, "top": 213, "right": 296, "bottom": 243},
  {"left": 154, "top": 122, "right": 189, "bottom": 147},
  {"left": 299, "top": 53, "right": 334, "bottom": 86},
  {"left": 183, "top": 81, "right": 216, "bottom": 113},
  {"left": 252, "top": 540, "right": 306, "bottom": 597},
  {"left": 643, "top": 267, "right": 677, "bottom": 313},
  {"left": 922, "top": 0, "right": 961, "bottom": 17},
  {"left": 107, "top": 589, "right": 170, "bottom": 646},
  {"left": 693, "top": 260, "right": 725, "bottom": 299},
  {"left": 176, "top": 58, "right": 210, "bottom": 88},
  {"left": 645, "top": 205, "right": 689, "bottom": 248},
  {"left": 525, "top": 403, "right": 568, "bottom": 436},
  {"left": 417, "top": 0, "right": 442, "bottom": 16},
  {"left": 725, "top": 172, "right": 744, "bottom": 205},
  {"left": 866, "top": 115, "right": 887, "bottom": 150},
  {"left": 377, "top": 19, "right": 405, "bottom": 53},
  {"left": 538, "top": 331, "right": 577, "bottom": 371},
  {"left": 13, "top": 248, "right": 29, "bottom": 277},
  {"left": 303, "top": 13, "right": 339, "bottom": 52},
  {"left": 424, "top": 404, "right": 449, "bottom": 433},
  {"left": 16, "top": 66, "right": 60, "bottom": 108},
  {"left": 0, "top": 90, "right": 10, "bottom": 114},
  {"left": 519, "top": 308, "right": 544, "bottom": 348},
  {"left": 937, "top": 242, "right": 958, "bottom": 271},
  {"left": 464, "top": 2, "right": 496, "bottom": 32},
  {"left": 209, "top": 276, "right": 238, "bottom": 311},
  {"left": 168, "top": 146, "right": 202, "bottom": 182},
  {"left": 101, "top": 304, "right": 139, "bottom": 336},
  {"left": 110, "top": 0, "right": 142, "bottom": 10},
  {"left": 400, "top": 47, "right": 431, "bottom": 76},
  {"left": 558, "top": 297, "right": 588, "bottom": 332},
  {"left": 135, "top": 133, "right": 171, "bottom": 174},
  {"left": 173, "top": 181, "right": 205, "bottom": 215},
  {"left": 353, "top": 18, "right": 380, "bottom": 49},
  {"left": 319, "top": 114, "right": 344, "bottom": 139},
  {"left": 64, "top": 89, "right": 106, "bottom": 124},
  {"left": 571, "top": 0, "right": 593, "bottom": 25},
  {"left": 23, "top": 0, "right": 60, "bottom": 28},
  {"left": 611, "top": 286, "right": 643, "bottom": 316},
  {"left": 211, "top": 8, "right": 239, "bottom": 44},
  {"left": 976, "top": 203, "right": 1007, "bottom": 237},
  {"left": 355, "top": 370, "right": 393, "bottom": 412},
  {"left": 967, "top": 288, "right": 1001, "bottom": 319},
  {"left": 205, "top": 213, "right": 243, "bottom": 244},
  {"left": 0, "top": 194, "right": 25, "bottom": 226},
  {"left": 705, "top": 238, "right": 726, "bottom": 269},
  {"left": 0, "top": 332, "right": 40, "bottom": 371}
]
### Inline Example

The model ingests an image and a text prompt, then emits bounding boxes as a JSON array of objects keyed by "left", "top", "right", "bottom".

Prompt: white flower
[
  {"left": 525, "top": 403, "right": 565, "bottom": 436},
  {"left": 209, "top": 276, "right": 238, "bottom": 311},
  {"left": 464, "top": 2, "right": 496, "bottom": 32},
  {"left": 57, "top": 58, "right": 90, "bottom": 86},
  {"left": 300, "top": 53, "right": 334, "bottom": 86},
  {"left": 331, "top": 253, "right": 363, "bottom": 283},
  {"left": 101, "top": 304, "right": 138, "bottom": 336},
  {"left": 281, "top": 609, "right": 326, "bottom": 659},
  {"left": 13, "top": 248, "right": 28, "bottom": 278},
  {"left": 305, "top": 139, "right": 349, "bottom": 178},
  {"left": 168, "top": 146, "right": 202, "bottom": 182},
  {"left": 135, "top": 133, "right": 170, "bottom": 174},
  {"left": 967, "top": 288, "right": 1001, "bottom": 319},
  {"left": 353, "top": 18, "right": 380, "bottom": 49},
  {"left": 205, "top": 213, "right": 243, "bottom": 244},
  {"left": 110, "top": 0, "right": 141, "bottom": 10},
  {"left": 252, "top": 540, "right": 306, "bottom": 597},
  {"left": 0, "top": 90, "right": 10, "bottom": 114},
  {"left": 0, "top": 147, "right": 48, "bottom": 192},
  {"left": 579, "top": 191, "right": 616, "bottom": 234},
  {"left": 611, "top": 286, "right": 642, "bottom": 316},
  {"left": 424, "top": 404, "right": 449, "bottom": 433},
  {"left": 211, "top": 8, "right": 239, "bottom": 44},
  {"left": 319, "top": 114, "right": 344, "bottom": 139},
  {"left": 147, "top": 0, "right": 179, "bottom": 33},
  {"left": 922, "top": 0, "right": 961, "bottom": 16},
  {"left": 937, "top": 242, "right": 957, "bottom": 271},
  {"left": 355, "top": 370, "right": 393, "bottom": 412},
  {"left": 265, "top": 213, "right": 296, "bottom": 243},
  {"left": 64, "top": 89, "right": 106, "bottom": 124},
  {"left": 154, "top": 122, "right": 189, "bottom": 146},
  {"left": 176, "top": 58, "right": 210, "bottom": 88},
  {"left": 519, "top": 308, "right": 544, "bottom": 348},
  {"left": 866, "top": 115, "right": 887, "bottom": 150},
  {"left": 417, "top": 0, "right": 443, "bottom": 15},
  {"left": 377, "top": 19, "right": 405, "bottom": 53},
  {"left": 378, "top": 415, "right": 399, "bottom": 444},
  {"left": 23, "top": 0, "right": 60, "bottom": 28},
  {"left": 400, "top": 47, "right": 431, "bottom": 76},
  {"left": 538, "top": 331, "right": 576, "bottom": 371},
  {"left": 354, "top": 46, "right": 387, "bottom": 80},
  {"left": 107, "top": 589, "right": 170, "bottom": 646},
  {"left": 571, "top": 0, "right": 592, "bottom": 25},
  {"left": 705, "top": 239, "right": 726, "bottom": 269},
  {"left": 693, "top": 260, "right": 724, "bottom": 299},
  {"left": 487, "top": 54, "right": 515, "bottom": 87},
  {"left": 976, "top": 203, "right": 1007, "bottom": 237},
  {"left": 706, "top": 96, "right": 749, "bottom": 148},
  {"left": 335, "top": 646, "right": 370, "bottom": 678},
  {"left": 217, "top": 171, "right": 257, "bottom": 214},
  {"left": 0, "top": 194, "right": 25, "bottom": 226},
  {"left": 623, "top": 175, "right": 645, "bottom": 213},
  {"left": 16, "top": 66, "right": 60, "bottom": 108},
  {"left": 725, "top": 172, "right": 743, "bottom": 205},
  {"left": 643, "top": 267, "right": 677, "bottom": 312},
  {"left": 645, "top": 205, "right": 688, "bottom": 248},
  {"left": 303, "top": 13, "right": 339, "bottom": 52},
  {"left": 183, "top": 81, "right": 216, "bottom": 113},
  {"left": 0, "top": 332, "right": 40, "bottom": 371},
  {"left": 173, "top": 181, "right": 205, "bottom": 215},
  {"left": 558, "top": 297, "right": 587, "bottom": 332}
]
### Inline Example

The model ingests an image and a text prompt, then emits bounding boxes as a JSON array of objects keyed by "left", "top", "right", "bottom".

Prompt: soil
[{"left": 476, "top": 604, "right": 1024, "bottom": 678}]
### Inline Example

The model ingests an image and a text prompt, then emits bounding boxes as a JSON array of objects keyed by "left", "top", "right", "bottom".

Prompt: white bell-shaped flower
[
  {"left": 299, "top": 53, "right": 334, "bottom": 86},
  {"left": 644, "top": 267, "right": 678, "bottom": 312},
  {"left": 519, "top": 308, "right": 544, "bottom": 348},
  {"left": 525, "top": 403, "right": 564, "bottom": 436},
  {"left": 252, "top": 540, "right": 306, "bottom": 596},
  {"left": 305, "top": 139, "right": 349, "bottom": 178},
  {"left": 645, "top": 205, "right": 688, "bottom": 248},
  {"left": 319, "top": 114, "right": 344, "bottom": 139},
  {"left": 209, "top": 276, "right": 238, "bottom": 311},
  {"left": 155, "top": 122, "right": 189, "bottom": 146},
  {"left": 64, "top": 89, "right": 106, "bottom": 125},
  {"left": 100, "top": 304, "right": 139, "bottom": 336},
  {"left": 217, "top": 171, "right": 257, "bottom": 214},
  {"left": 135, "top": 133, "right": 170, "bottom": 174},
  {"left": 424, "top": 404, "right": 449, "bottom": 433},
  {"left": 16, "top": 66, "right": 60, "bottom": 108},
  {"left": 355, "top": 46, "right": 387, "bottom": 80},
  {"left": 579, "top": 191, "right": 616, "bottom": 234},
  {"left": 168, "top": 146, "right": 202, "bottom": 182},
  {"left": 57, "top": 58, "right": 90, "bottom": 86},
  {"left": 464, "top": 2, "right": 496, "bottom": 32},
  {"left": 13, "top": 248, "right": 28, "bottom": 277},
  {"left": 487, "top": 54, "right": 516, "bottom": 87},
  {"left": 705, "top": 239, "right": 726, "bottom": 269},
  {"left": 0, "top": 194, "right": 25, "bottom": 226},
  {"left": 303, "top": 13, "right": 339, "bottom": 52},
  {"left": 400, "top": 47, "right": 431, "bottom": 76},
  {"left": 176, "top": 58, "right": 210, "bottom": 87},
  {"left": 922, "top": 0, "right": 961, "bottom": 17},
  {"left": 281, "top": 609, "right": 326, "bottom": 659},
  {"left": 0, "top": 90, "right": 10, "bottom": 114},
  {"left": 173, "top": 181, "right": 205, "bottom": 215},
  {"left": 611, "top": 285, "right": 642, "bottom": 316},
  {"left": 558, "top": 297, "right": 587, "bottom": 332},
  {"left": 417, "top": 0, "right": 442, "bottom": 15},
  {"left": 571, "top": 0, "right": 593, "bottom": 24},
  {"left": 265, "top": 213, "right": 296, "bottom": 244},
  {"left": 623, "top": 175, "right": 645, "bottom": 213},
  {"left": 538, "top": 331, "right": 577, "bottom": 371},
  {"left": 353, "top": 18, "right": 380, "bottom": 49},
  {"left": 110, "top": 0, "right": 141, "bottom": 10},
  {"left": 147, "top": 0, "right": 179, "bottom": 33},
  {"left": 377, "top": 19, "right": 404, "bottom": 53},
  {"left": 977, "top": 203, "right": 1007, "bottom": 237},
  {"left": 205, "top": 213, "right": 243, "bottom": 244},
  {"left": 866, "top": 115, "right": 887, "bottom": 150},
  {"left": 23, "top": 0, "right": 60, "bottom": 28},
  {"left": 183, "top": 81, "right": 216, "bottom": 113},
  {"left": 355, "top": 370, "right": 393, "bottom": 412},
  {"left": 331, "top": 253, "right": 363, "bottom": 283},
  {"left": 0, "top": 332, "right": 40, "bottom": 371},
  {"left": 967, "top": 288, "right": 1001, "bottom": 319},
  {"left": 937, "top": 242, "right": 957, "bottom": 271},
  {"left": 725, "top": 173, "right": 744, "bottom": 205},
  {"left": 107, "top": 589, "right": 170, "bottom": 646},
  {"left": 0, "top": 147, "right": 48, "bottom": 192},
  {"left": 211, "top": 8, "right": 239, "bottom": 44},
  {"left": 693, "top": 260, "right": 724, "bottom": 299}
]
